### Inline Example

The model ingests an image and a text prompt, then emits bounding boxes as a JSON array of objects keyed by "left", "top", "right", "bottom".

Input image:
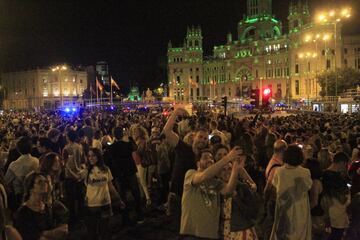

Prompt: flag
[
  {"left": 90, "top": 85, "right": 96, "bottom": 95},
  {"left": 111, "top": 77, "right": 120, "bottom": 90},
  {"left": 96, "top": 78, "right": 104, "bottom": 92}
]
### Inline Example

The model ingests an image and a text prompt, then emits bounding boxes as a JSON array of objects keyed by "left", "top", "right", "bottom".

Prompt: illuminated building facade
[
  {"left": 0, "top": 65, "right": 87, "bottom": 110},
  {"left": 167, "top": 0, "right": 360, "bottom": 104}
]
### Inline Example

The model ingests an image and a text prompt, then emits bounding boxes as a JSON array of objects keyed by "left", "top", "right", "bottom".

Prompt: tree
[{"left": 317, "top": 68, "right": 360, "bottom": 96}]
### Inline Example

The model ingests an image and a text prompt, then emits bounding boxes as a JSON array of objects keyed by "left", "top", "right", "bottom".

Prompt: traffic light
[
  {"left": 262, "top": 87, "right": 272, "bottom": 106},
  {"left": 221, "top": 96, "right": 228, "bottom": 115},
  {"left": 250, "top": 89, "right": 260, "bottom": 107}
]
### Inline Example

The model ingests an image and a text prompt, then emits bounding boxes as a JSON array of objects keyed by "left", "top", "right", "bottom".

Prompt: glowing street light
[
  {"left": 51, "top": 64, "right": 68, "bottom": 107},
  {"left": 318, "top": 14, "right": 326, "bottom": 22},
  {"left": 316, "top": 7, "right": 352, "bottom": 98},
  {"left": 341, "top": 8, "right": 349, "bottom": 17}
]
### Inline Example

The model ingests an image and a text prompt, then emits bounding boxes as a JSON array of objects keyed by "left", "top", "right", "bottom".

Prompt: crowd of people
[{"left": 0, "top": 106, "right": 359, "bottom": 240}]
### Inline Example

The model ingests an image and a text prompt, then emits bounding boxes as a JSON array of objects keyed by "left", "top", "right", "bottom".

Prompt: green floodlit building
[
  {"left": 127, "top": 87, "right": 141, "bottom": 101},
  {"left": 167, "top": 0, "right": 360, "bottom": 105}
]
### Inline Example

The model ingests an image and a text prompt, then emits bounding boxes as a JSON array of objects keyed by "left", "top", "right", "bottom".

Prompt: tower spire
[{"left": 247, "top": 0, "right": 272, "bottom": 17}]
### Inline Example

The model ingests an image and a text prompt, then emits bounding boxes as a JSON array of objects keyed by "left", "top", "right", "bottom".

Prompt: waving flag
[
  {"left": 96, "top": 78, "right": 104, "bottom": 92},
  {"left": 111, "top": 77, "right": 120, "bottom": 90}
]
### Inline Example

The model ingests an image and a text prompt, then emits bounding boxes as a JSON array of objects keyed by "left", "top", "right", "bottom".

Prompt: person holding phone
[{"left": 180, "top": 147, "right": 244, "bottom": 239}]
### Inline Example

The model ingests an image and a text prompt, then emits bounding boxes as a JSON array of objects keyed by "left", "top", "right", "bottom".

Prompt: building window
[
  {"left": 358, "top": 58, "right": 360, "bottom": 69},
  {"left": 196, "top": 88, "right": 200, "bottom": 97},
  {"left": 196, "top": 68, "right": 199, "bottom": 71},
  {"left": 344, "top": 59, "right": 348, "bottom": 67},
  {"left": 295, "top": 80, "right": 300, "bottom": 95},
  {"left": 326, "top": 60, "right": 331, "bottom": 69},
  {"left": 190, "top": 88, "right": 193, "bottom": 97},
  {"left": 255, "top": 69, "right": 258, "bottom": 78},
  {"left": 80, "top": 79, "right": 83, "bottom": 84},
  {"left": 308, "top": 62, "right": 311, "bottom": 72},
  {"left": 228, "top": 88, "right": 231, "bottom": 97},
  {"left": 295, "top": 64, "right": 299, "bottom": 74},
  {"left": 344, "top": 48, "right": 348, "bottom": 54},
  {"left": 176, "top": 76, "right": 180, "bottom": 83},
  {"left": 196, "top": 76, "right": 199, "bottom": 82}
]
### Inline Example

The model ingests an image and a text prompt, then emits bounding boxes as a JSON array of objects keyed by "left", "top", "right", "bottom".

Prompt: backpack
[
  {"left": 231, "top": 181, "right": 262, "bottom": 231},
  {"left": 140, "top": 148, "right": 155, "bottom": 168}
]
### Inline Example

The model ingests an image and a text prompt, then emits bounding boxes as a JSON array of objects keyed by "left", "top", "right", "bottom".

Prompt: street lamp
[
  {"left": 316, "top": 7, "right": 352, "bottom": 97},
  {"left": 51, "top": 65, "right": 67, "bottom": 107},
  {"left": 298, "top": 52, "right": 317, "bottom": 106},
  {"left": 302, "top": 33, "right": 330, "bottom": 99}
]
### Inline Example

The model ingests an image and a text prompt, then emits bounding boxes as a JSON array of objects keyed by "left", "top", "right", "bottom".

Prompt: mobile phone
[
  {"left": 347, "top": 183, "right": 352, "bottom": 188},
  {"left": 208, "top": 134, "right": 213, "bottom": 140},
  {"left": 298, "top": 144, "right": 303, "bottom": 149}
]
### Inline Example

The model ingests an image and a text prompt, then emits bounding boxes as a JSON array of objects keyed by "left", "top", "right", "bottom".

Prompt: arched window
[
  {"left": 293, "top": 20, "right": 299, "bottom": 28},
  {"left": 273, "top": 26, "right": 281, "bottom": 37},
  {"left": 194, "top": 40, "right": 199, "bottom": 47},
  {"left": 243, "top": 27, "right": 256, "bottom": 40}
]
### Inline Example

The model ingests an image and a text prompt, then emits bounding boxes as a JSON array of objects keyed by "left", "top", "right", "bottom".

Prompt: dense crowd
[{"left": 0, "top": 107, "right": 359, "bottom": 240}]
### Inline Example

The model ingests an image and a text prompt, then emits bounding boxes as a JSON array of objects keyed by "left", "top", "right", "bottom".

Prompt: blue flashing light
[
  {"left": 110, "top": 106, "right": 115, "bottom": 110},
  {"left": 65, "top": 107, "right": 70, "bottom": 113},
  {"left": 72, "top": 107, "right": 77, "bottom": 112}
]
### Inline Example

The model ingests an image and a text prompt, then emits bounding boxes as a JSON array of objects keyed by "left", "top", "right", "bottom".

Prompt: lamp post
[
  {"left": 299, "top": 52, "right": 317, "bottom": 106},
  {"left": 304, "top": 33, "right": 321, "bottom": 100},
  {"left": 0, "top": 86, "right": 6, "bottom": 109},
  {"left": 323, "top": 34, "right": 330, "bottom": 96},
  {"left": 316, "top": 8, "right": 352, "bottom": 97},
  {"left": 51, "top": 65, "right": 67, "bottom": 107}
]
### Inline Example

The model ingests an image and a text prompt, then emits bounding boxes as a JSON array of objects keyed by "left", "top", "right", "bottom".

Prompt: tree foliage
[{"left": 317, "top": 68, "right": 360, "bottom": 96}]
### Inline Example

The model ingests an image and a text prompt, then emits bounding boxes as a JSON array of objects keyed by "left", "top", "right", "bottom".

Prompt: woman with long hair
[
  {"left": 84, "top": 148, "right": 123, "bottom": 240},
  {"left": 39, "top": 152, "right": 64, "bottom": 202},
  {"left": 217, "top": 149, "right": 258, "bottom": 240}
]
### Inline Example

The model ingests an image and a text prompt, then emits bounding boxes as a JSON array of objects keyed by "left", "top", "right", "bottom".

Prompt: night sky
[{"left": 0, "top": 0, "right": 359, "bottom": 93}]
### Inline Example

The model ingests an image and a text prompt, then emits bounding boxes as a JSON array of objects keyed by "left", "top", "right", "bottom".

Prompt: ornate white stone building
[{"left": 167, "top": 0, "right": 360, "bottom": 105}]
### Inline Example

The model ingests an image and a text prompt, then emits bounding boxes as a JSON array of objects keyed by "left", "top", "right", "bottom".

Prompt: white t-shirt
[{"left": 85, "top": 166, "right": 113, "bottom": 207}]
